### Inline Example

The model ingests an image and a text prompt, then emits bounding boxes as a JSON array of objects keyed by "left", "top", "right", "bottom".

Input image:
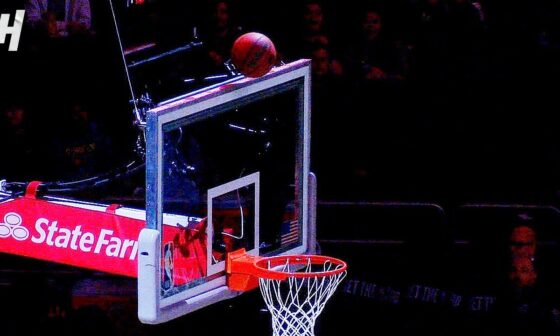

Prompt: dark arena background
[{"left": 2, "top": 0, "right": 560, "bottom": 335}]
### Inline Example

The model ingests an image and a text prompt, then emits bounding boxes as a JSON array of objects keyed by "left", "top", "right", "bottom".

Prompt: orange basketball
[{"left": 231, "top": 32, "right": 277, "bottom": 78}]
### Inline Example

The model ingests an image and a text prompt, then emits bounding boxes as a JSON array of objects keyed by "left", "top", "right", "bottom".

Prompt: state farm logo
[
  {"left": 0, "top": 213, "right": 30, "bottom": 240},
  {"left": 0, "top": 213, "right": 138, "bottom": 260}
]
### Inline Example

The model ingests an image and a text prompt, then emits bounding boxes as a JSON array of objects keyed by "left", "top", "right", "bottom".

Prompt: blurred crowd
[
  {"left": 2, "top": 1, "right": 560, "bottom": 334},
  {"left": 1, "top": 0, "right": 560, "bottom": 205}
]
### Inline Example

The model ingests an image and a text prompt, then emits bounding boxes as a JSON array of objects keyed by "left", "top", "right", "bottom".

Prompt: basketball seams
[
  {"left": 231, "top": 32, "right": 276, "bottom": 78},
  {"left": 242, "top": 34, "right": 266, "bottom": 76}
]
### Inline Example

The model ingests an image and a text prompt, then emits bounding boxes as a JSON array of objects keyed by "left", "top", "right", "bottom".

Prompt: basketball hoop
[{"left": 227, "top": 249, "right": 347, "bottom": 336}]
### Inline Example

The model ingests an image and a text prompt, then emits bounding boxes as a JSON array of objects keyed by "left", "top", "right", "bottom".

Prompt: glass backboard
[{"left": 138, "top": 60, "right": 315, "bottom": 324}]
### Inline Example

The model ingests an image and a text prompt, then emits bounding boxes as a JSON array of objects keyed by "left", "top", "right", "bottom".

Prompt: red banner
[
  {"left": 0, "top": 197, "right": 144, "bottom": 276},
  {"left": 0, "top": 196, "right": 205, "bottom": 279}
]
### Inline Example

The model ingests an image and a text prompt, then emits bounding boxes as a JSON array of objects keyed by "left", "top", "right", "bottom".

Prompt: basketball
[{"left": 231, "top": 32, "right": 277, "bottom": 78}]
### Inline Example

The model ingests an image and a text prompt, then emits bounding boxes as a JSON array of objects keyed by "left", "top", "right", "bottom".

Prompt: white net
[{"left": 258, "top": 257, "right": 347, "bottom": 336}]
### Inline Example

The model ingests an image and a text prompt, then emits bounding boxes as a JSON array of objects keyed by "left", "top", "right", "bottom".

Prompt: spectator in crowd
[
  {"left": 345, "top": 8, "right": 406, "bottom": 82},
  {"left": 0, "top": 104, "right": 28, "bottom": 139},
  {"left": 410, "top": 0, "right": 451, "bottom": 84},
  {"left": 202, "top": 0, "right": 244, "bottom": 72},
  {"left": 286, "top": 1, "right": 342, "bottom": 67},
  {"left": 311, "top": 44, "right": 344, "bottom": 80},
  {"left": 300, "top": 1, "right": 329, "bottom": 48},
  {"left": 508, "top": 224, "right": 538, "bottom": 289},
  {"left": 447, "top": 0, "right": 487, "bottom": 77},
  {"left": 53, "top": 102, "right": 111, "bottom": 180},
  {"left": 309, "top": 42, "right": 346, "bottom": 118},
  {"left": 489, "top": 216, "right": 560, "bottom": 334},
  {"left": 25, "top": 0, "right": 92, "bottom": 38},
  {"left": 308, "top": 42, "right": 344, "bottom": 153},
  {"left": 412, "top": 0, "right": 485, "bottom": 84},
  {"left": 0, "top": 103, "right": 37, "bottom": 180}
]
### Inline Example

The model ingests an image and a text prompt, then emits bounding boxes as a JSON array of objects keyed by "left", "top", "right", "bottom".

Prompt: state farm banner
[{"left": 0, "top": 196, "right": 145, "bottom": 277}]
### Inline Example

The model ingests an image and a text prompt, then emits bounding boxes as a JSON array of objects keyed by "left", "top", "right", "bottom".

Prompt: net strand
[{"left": 258, "top": 257, "right": 347, "bottom": 336}]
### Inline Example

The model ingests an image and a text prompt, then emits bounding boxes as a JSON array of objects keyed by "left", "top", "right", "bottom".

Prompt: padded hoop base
[{"left": 226, "top": 249, "right": 262, "bottom": 291}]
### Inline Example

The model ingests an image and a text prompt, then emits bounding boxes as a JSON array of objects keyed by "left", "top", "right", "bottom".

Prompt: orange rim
[{"left": 253, "top": 255, "right": 347, "bottom": 281}]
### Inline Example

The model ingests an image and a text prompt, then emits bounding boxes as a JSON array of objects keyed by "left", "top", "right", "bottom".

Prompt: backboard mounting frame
[{"left": 138, "top": 60, "right": 315, "bottom": 324}]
